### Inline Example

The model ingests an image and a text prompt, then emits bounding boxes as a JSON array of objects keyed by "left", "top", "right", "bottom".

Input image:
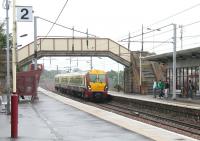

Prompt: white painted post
[
  {"left": 172, "top": 24, "right": 177, "bottom": 100},
  {"left": 34, "top": 16, "right": 37, "bottom": 70}
]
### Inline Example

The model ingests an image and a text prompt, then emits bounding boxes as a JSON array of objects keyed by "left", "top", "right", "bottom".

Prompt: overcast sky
[{"left": 1, "top": 0, "right": 200, "bottom": 71}]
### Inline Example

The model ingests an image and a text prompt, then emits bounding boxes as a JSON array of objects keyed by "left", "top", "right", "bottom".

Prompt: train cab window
[
  {"left": 89, "top": 74, "right": 97, "bottom": 82},
  {"left": 98, "top": 74, "right": 106, "bottom": 82}
]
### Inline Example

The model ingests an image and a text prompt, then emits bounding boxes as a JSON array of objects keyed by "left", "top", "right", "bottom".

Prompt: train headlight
[
  {"left": 87, "top": 85, "right": 91, "bottom": 90},
  {"left": 104, "top": 85, "right": 108, "bottom": 91}
]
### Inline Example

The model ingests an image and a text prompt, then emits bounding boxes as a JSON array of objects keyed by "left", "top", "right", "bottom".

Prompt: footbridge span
[
  {"left": 18, "top": 37, "right": 131, "bottom": 67},
  {"left": 17, "top": 37, "right": 158, "bottom": 94}
]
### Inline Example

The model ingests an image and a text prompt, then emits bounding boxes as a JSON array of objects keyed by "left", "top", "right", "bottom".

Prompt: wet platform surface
[
  {"left": 0, "top": 91, "right": 152, "bottom": 141},
  {"left": 0, "top": 88, "right": 198, "bottom": 141}
]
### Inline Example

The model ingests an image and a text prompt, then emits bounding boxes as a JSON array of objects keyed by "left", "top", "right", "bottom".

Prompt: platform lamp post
[
  {"left": 11, "top": 4, "right": 33, "bottom": 138},
  {"left": 199, "top": 66, "right": 200, "bottom": 93},
  {"left": 90, "top": 56, "right": 93, "bottom": 70},
  {"left": 5, "top": 0, "right": 11, "bottom": 115},
  {"left": 172, "top": 23, "right": 177, "bottom": 100},
  {"left": 34, "top": 16, "right": 38, "bottom": 70},
  {"left": 11, "top": 0, "right": 18, "bottom": 138},
  {"left": 139, "top": 24, "right": 144, "bottom": 94},
  {"left": 86, "top": 28, "right": 93, "bottom": 70},
  {"left": 117, "top": 63, "right": 120, "bottom": 92}
]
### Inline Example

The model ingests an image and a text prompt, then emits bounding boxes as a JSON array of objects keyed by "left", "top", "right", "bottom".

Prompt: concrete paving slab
[
  {"left": 0, "top": 91, "right": 152, "bottom": 141},
  {"left": 41, "top": 88, "right": 198, "bottom": 141}
]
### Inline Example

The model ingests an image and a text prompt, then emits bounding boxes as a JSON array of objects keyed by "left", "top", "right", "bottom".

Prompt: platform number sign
[{"left": 16, "top": 6, "right": 33, "bottom": 22}]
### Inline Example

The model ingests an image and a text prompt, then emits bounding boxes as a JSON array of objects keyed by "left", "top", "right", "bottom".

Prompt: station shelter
[{"left": 145, "top": 47, "right": 200, "bottom": 97}]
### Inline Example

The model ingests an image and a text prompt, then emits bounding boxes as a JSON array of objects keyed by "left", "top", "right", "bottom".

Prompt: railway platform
[
  {"left": 109, "top": 91, "right": 200, "bottom": 109},
  {"left": 0, "top": 87, "right": 198, "bottom": 141}
]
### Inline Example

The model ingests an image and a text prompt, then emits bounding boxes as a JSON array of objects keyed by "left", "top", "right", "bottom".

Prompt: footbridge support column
[
  {"left": 124, "top": 67, "right": 133, "bottom": 93},
  {"left": 124, "top": 52, "right": 141, "bottom": 93},
  {"left": 124, "top": 51, "right": 144, "bottom": 94}
]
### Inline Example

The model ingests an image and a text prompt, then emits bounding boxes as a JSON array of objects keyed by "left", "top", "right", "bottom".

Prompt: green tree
[
  {"left": 0, "top": 23, "right": 6, "bottom": 48},
  {"left": 107, "top": 70, "right": 124, "bottom": 91},
  {"left": 40, "top": 69, "right": 58, "bottom": 81}
]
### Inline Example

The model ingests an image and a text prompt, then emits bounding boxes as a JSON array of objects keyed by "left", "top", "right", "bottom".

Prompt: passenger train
[{"left": 55, "top": 69, "right": 109, "bottom": 100}]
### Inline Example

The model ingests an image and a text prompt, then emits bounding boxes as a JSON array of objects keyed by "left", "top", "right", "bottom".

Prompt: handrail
[
  {"left": 17, "top": 37, "right": 131, "bottom": 67},
  {"left": 151, "top": 61, "right": 165, "bottom": 81}
]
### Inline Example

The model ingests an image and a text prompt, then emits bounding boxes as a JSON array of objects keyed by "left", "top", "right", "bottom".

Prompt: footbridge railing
[{"left": 17, "top": 37, "right": 131, "bottom": 67}]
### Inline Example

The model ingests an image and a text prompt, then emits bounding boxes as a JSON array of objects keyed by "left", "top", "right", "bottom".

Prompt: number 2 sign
[{"left": 16, "top": 6, "right": 33, "bottom": 22}]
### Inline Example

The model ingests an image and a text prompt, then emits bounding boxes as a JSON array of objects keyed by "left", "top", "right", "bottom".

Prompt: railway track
[
  {"left": 40, "top": 83, "right": 200, "bottom": 139},
  {"left": 97, "top": 102, "right": 200, "bottom": 138}
]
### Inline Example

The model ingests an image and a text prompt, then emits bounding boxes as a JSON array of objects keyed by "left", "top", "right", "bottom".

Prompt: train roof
[
  {"left": 55, "top": 69, "right": 107, "bottom": 78},
  {"left": 88, "top": 69, "right": 107, "bottom": 74},
  {"left": 55, "top": 71, "right": 87, "bottom": 78}
]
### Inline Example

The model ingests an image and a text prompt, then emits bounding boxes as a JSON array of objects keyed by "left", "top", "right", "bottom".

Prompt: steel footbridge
[{"left": 17, "top": 37, "right": 131, "bottom": 67}]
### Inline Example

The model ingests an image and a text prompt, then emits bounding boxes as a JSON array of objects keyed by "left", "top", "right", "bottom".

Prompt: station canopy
[{"left": 143, "top": 46, "right": 200, "bottom": 63}]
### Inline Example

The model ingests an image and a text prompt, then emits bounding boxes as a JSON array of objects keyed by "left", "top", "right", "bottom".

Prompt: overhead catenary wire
[
  {"left": 42, "top": 0, "right": 98, "bottom": 38},
  {"left": 143, "top": 28, "right": 174, "bottom": 40},
  {"left": 147, "top": 38, "right": 173, "bottom": 51},
  {"left": 183, "top": 19, "right": 200, "bottom": 28},
  {"left": 30, "top": 1, "right": 200, "bottom": 56},
  {"left": 120, "top": 24, "right": 172, "bottom": 41},
  {"left": 39, "top": 17, "right": 98, "bottom": 37},
  {"left": 119, "top": 2, "right": 200, "bottom": 41},
  {"left": 147, "top": 3, "right": 200, "bottom": 28},
  {"left": 124, "top": 19, "right": 200, "bottom": 42},
  {"left": 143, "top": 18, "right": 200, "bottom": 41},
  {"left": 45, "top": 0, "right": 69, "bottom": 38},
  {"left": 181, "top": 34, "right": 200, "bottom": 38},
  {"left": 122, "top": 22, "right": 200, "bottom": 52},
  {"left": 126, "top": 18, "right": 200, "bottom": 47}
]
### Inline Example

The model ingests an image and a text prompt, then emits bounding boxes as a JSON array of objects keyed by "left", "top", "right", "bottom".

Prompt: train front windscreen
[{"left": 89, "top": 74, "right": 106, "bottom": 83}]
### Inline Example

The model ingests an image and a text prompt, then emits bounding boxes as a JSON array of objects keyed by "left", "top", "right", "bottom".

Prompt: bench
[{"left": 176, "top": 89, "right": 182, "bottom": 97}]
